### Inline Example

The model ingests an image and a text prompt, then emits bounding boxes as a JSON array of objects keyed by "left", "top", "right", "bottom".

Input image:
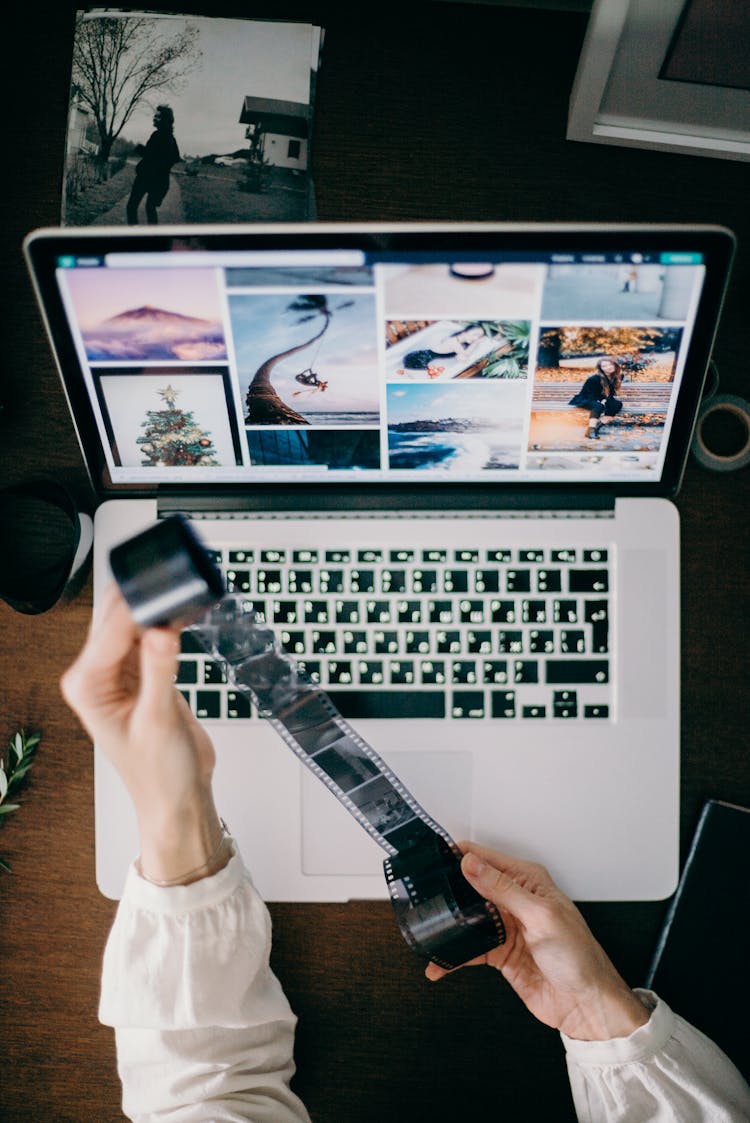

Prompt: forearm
[{"left": 100, "top": 847, "right": 310, "bottom": 1123}]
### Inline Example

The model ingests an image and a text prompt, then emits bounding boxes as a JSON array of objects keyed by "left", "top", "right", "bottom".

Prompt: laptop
[{"left": 24, "top": 222, "right": 735, "bottom": 903}]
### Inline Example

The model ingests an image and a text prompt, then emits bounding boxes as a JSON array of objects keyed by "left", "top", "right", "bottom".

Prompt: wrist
[
  {"left": 561, "top": 985, "right": 650, "bottom": 1042},
  {"left": 137, "top": 793, "right": 229, "bottom": 886}
]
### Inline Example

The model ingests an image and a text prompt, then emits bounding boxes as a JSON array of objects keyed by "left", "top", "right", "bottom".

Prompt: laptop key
[
  {"left": 483, "top": 660, "right": 508, "bottom": 684},
  {"left": 491, "top": 690, "right": 516, "bottom": 718},
  {"left": 176, "top": 659, "right": 198, "bottom": 684},
  {"left": 405, "top": 630, "right": 431, "bottom": 653},
  {"left": 452, "top": 660, "right": 478, "bottom": 684},
  {"left": 560, "top": 630, "right": 586, "bottom": 653},
  {"left": 498, "top": 630, "right": 523, "bottom": 653},
  {"left": 536, "top": 569, "right": 562, "bottom": 593},
  {"left": 227, "top": 691, "right": 252, "bottom": 719},
  {"left": 381, "top": 568, "right": 407, "bottom": 593},
  {"left": 591, "top": 619, "right": 609, "bottom": 653},
  {"left": 359, "top": 661, "right": 384, "bottom": 684},
  {"left": 327, "top": 689, "right": 445, "bottom": 719},
  {"left": 180, "top": 630, "right": 204, "bottom": 653},
  {"left": 584, "top": 703, "right": 610, "bottom": 718},
  {"left": 554, "top": 599, "right": 578, "bottom": 623},
  {"left": 390, "top": 660, "right": 415, "bottom": 684},
  {"left": 452, "top": 691, "right": 485, "bottom": 719},
  {"left": 342, "top": 629, "right": 368, "bottom": 654},
  {"left": 553, "top": 690, "right": 578, "bottom": 718},
  {"left": 522, "top": 704, "right": 546, "bottom": 718},
  {"left": 506, "top": 569, "right": 531, "bottom": 592},
  {"left": 546, "top": 660, "right": 609, "bottom": 684},
  {"left": 203, "top": 661, "right": 226, "bottom": 685},
  {"left": 490, "top": 599, "right": 516, "bottom": 623},
  {"left": 474, "top": 569, "right": 500, "bottom": 593},
  {"left": 398, "top": 600, "right": 423, "bottom": 624},
  {"left": 196, "top": 690, "right": 221, "bottom": 719},
  {"left": 350, "top": 569, "right": 376, "bottom": 593},
  {"left": 288, "top": 569, "right": 313, "bottom": 593},
  {"left": 319, "top": 569, "right": 344, "bottom": 593},
  {"left": 444, "top": 569, "right": 469, "bottom": 593},
  {"left": 569, "top": 568, "right": 608, "bottom": 592},
  {"left": 514, "top": 660, "right": 539, "bottom": 684},
  {"left": 421, "top": 660, "right": 446, "bottom": 684}
]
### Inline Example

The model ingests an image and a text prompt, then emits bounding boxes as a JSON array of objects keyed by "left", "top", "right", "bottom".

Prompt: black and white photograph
[
  {"left": 311, "top": 743, "right": 382, "bottom": 795},
  {"left": 346, "top": 775, "right": 417, "bottom": 837},
  {"left": 62, "top": 10, "right": 322, "bottom": 226}
]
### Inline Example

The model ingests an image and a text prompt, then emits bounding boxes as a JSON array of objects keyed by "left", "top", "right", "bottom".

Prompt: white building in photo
[{"left": 239, "top": 95, "right": 309, "bottom": 170}]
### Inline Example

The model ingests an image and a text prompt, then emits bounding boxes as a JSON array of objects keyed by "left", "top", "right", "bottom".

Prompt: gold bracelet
[{"left": 137, "top": 820, "right": 231, "bottom": 887}]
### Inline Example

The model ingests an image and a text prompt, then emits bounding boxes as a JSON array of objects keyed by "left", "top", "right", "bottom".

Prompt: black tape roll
[
  {"left": 110, "top": 514, "right": 225, "bottom": 627},
  {"left": 0, "top": 479, "right": 92, "bottom": 614},
  {"left": 110, "top": 515, "right": 505, "bottom": 968}
]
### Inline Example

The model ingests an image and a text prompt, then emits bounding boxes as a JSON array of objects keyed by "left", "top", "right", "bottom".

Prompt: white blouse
[{"left": 99, "top": 846, "right": 750, "bottom": 1122}]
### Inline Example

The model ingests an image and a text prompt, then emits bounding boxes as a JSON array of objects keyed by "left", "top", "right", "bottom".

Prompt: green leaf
[
  {"left": 0, "top": 768, "right": 7, "bottom": 801},
  {"left": 0, "top": 857, "right": 12, "bottom": 873},
  {"left": 0, "top": 803, "right": 21, "bottom": 816},
  {"left": 13, "top": 733, "right": 23, "bottom": 762}
]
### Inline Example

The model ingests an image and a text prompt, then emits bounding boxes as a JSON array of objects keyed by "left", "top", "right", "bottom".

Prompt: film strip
[{"left": 110, "top": 515, "right": 506, "bottom": 970}]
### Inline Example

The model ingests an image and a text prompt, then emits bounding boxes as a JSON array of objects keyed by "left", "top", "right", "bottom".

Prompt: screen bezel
[{"left": 24, "top": 221, "right": 736, "bottom": 509}]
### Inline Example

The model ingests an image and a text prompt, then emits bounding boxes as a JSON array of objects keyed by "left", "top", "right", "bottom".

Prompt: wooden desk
[{"left": 1, "top": 4, "right": 748, "bottom": 1119}]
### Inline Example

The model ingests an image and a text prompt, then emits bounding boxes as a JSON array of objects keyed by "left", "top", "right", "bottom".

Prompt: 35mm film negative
[{"left": 110, "top": 515, "right": 506, "bottom": 969}]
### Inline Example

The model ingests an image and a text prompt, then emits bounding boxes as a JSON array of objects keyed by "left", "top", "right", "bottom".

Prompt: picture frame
[{"left": 567, "top": 0, "right": 750, "bottom": 162}]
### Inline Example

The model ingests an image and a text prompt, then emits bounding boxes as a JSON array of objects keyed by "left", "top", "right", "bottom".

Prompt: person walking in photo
[{"left": 126, "top": 105, "right": 181, "bottom": 225}]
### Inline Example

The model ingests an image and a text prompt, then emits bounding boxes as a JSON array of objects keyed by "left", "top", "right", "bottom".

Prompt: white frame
[{"left": 567, "top": 0, "right": 750, "bottom": 162}]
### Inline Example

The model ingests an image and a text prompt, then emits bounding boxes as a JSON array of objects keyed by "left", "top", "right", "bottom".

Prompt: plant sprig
[{"left": 0, "top": 731, "right": 40, "bottom": 873}]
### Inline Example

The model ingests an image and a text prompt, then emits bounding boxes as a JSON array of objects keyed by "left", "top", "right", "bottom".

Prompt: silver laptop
[{"left": 24, "top": 222, "right": 735, "bottom": 903}]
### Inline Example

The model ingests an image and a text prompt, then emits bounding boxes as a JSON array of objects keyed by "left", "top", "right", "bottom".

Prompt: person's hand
[
  {"left": 61, "top": 583, "right": 226, "bottom": 884},
  {"left": 426, "top": 843, "right": 650, "bottom": 1041}
]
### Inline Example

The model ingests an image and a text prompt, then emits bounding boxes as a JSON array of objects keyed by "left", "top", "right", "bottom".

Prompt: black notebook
[{"left": 646, "top": 799, "right": 750, "bottom": 1079}]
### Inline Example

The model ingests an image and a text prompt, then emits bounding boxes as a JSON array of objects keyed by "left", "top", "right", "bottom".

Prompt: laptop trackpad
[{"left": 301, "top": 751, "right": 473, "bottom": 876}]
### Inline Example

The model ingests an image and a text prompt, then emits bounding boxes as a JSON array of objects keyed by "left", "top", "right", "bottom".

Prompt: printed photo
[
  {"left": 527, "top": 325, "right": 682, "bottom": 454},
  {"left": 231, "top": 291, "right": 380, "bottom": 426},
  {"left": 540, "top": 261, "right": 701, "bottom": 321},
  {"left": 387, "top": 382, "right": 526, "bottom": 472},
  {"left": 381, "top": 261, "right": 543, "bottom": 319},
  {"left": 63, "top": 13, "right": 322, "bottom": 225},
  {"left": 247, "top": 428, "right": 381, "bottom": 470},
  {"left": 95, "top": 370, "right": 241, "bottom": 467},
  {"left": 63, "top": 267, "right": 227, "bottom": 362},
  {"left": 386, "top": 320, "right": 530, "bottom": 382}
]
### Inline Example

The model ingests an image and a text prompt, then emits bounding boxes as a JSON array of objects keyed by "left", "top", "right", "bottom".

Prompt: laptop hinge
[{"left": 156, "top": 490, "right": 617, "bottom": 519}]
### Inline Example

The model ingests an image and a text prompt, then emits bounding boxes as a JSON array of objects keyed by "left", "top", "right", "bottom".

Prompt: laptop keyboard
[{"left": 178, "top": 545, "right": 612, "bottom": 722}]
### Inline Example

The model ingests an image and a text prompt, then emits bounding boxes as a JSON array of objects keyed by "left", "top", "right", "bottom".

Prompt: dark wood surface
[{"left": 1, "top": 4, "right": 748, "bottom": 1120}]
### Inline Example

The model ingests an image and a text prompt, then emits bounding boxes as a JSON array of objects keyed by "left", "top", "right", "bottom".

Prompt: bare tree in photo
[{"left": 71, "top": 14, "right": 201, "bottom": 177}]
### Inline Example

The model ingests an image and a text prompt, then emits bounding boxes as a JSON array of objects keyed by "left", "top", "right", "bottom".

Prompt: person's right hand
[
  {"left": 61, "top": 583, "right": 226, "bottom": 884},
  {"left": 426, "top": 843, "right": 650, "bottom": 1041}
]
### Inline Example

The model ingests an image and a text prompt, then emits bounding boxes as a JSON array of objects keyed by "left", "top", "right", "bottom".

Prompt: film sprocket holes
[{"left": 110, "top": 515, "right": 506, "bottom": 969}]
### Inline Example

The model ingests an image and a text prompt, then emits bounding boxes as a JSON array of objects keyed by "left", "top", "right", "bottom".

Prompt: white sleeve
[
  {"left": 99, "top": 844, "right": 311, "bottom": 1123},
  {"left": 562, "top": 988, "right": 750, "bottom": 1123}
]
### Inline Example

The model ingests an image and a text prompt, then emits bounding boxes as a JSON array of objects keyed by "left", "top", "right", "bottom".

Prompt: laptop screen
[{"left": 25, "top": 223, "right": 734, "bottom": 498}]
